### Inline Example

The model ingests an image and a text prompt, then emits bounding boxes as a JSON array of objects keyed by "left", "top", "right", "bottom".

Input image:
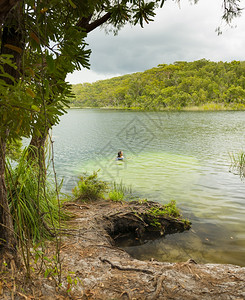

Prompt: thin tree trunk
[
  {"left": 0, "top": 134, "right": 17, "bottom": 261},
  {"left": 29, "top": 131, "right": 48, "bottom": 153},
  {"left": 27, "top": 126, "right": 49, "bottom": 172}
]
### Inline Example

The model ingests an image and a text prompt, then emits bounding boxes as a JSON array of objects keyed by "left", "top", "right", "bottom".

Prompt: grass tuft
[
  {"left": 229, "top": 151, "right": 245, "bottom": 179},
  {"left": 109, "top": 190, "right": 124, "bottom": 202},
  {"left": 6, "top": 148, "right": 67, "bottom": 242}
]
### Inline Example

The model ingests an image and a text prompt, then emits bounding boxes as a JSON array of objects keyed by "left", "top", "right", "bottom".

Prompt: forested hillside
[{"left": 71, "top": 59, "right": 245, "bottom": 109}]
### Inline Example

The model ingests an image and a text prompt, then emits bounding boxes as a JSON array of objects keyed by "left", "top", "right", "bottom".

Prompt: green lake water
[{"left": 53, "top": 109, "right": 245, "bottom": 266}]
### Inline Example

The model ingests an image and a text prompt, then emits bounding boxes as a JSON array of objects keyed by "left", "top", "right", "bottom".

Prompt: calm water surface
[{"left": 53, "top": 109, "right": 245, "bottom": 266}]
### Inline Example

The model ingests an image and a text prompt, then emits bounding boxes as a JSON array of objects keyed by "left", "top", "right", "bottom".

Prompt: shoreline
[
  {"left": 68, "top": 104, "right": 245, "bottom": 112},
  {"left": 1, "top": 199, "right": 245, "bottom": 299}
]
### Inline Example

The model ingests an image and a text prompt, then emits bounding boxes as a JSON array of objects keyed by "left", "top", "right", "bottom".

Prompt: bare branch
[{"left": 76, "top": 12, "right": 112, "bottom": 33}]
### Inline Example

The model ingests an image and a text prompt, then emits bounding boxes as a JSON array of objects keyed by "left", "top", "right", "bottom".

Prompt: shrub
[{"left": 72, "top": 172, "right": 108, "bottom": 202}]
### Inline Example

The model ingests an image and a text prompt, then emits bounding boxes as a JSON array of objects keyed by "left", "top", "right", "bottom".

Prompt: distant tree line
[{"left": 71, "top": 59, "right": 245, "bottom": 110}]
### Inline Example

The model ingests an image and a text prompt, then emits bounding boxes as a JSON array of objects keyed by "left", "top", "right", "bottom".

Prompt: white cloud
[
  {"left": 66, "top": 69, "right": 121, "bottom": 84},
  {"left": 66, "top": 0, "right": 245, "bottom": 84}
]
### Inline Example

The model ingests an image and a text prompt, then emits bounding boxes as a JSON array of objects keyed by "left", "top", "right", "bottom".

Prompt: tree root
[
  {"left": 99, "top": 257, "right": 154, "bottom": 275},
  {"left": 151, "top": 275, "right": 166, "bottom": 300},
  {"left": 120, "top": 289, "right": 132, "bottom": 299},
  {"left": 102, "top": 200, "right": 191, "bottom": 247},
  {"left": 63, "top": 202, "right": 90, "bottom": 209}
]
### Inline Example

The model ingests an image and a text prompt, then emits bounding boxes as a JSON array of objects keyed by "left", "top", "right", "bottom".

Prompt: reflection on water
[{"left": 53, "top": 109, "right": 245, "bottom": 266}]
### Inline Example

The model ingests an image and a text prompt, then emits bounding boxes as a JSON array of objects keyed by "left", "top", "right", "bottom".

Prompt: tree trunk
[
  {"left": 27, "top": 126, "right": 49, "bottom": 172},
  {"left": 29, "top": 133, "right": 48, "bottom": 154},
  {"left": 1, "top": 21, "right": 23, "bottom": 83},
  {"left": 0, "top": 5, "right": 23, "bottom": 263},
  {"left": 0, "top": 134, "right": 17, "bottom": 261}
]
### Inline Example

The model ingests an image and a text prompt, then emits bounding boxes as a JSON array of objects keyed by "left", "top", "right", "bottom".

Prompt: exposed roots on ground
[
  {"left": 101, "top": 200, "right": 190, "bottom": 246},
  {"left": 0, "top": 200, "right": 245, "bottom": 299}
]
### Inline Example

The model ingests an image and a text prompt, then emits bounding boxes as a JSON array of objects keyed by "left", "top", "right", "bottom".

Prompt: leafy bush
[{"left": 72, "top": 172, "right": 108, "bottom": 202}]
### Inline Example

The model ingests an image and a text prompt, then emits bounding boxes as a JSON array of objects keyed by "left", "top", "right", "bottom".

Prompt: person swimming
[{"left": 116, "top": 150, "right": 124, "bottom": 160}]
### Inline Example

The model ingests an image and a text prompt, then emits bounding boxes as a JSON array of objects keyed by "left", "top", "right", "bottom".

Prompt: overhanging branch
[{"left": 76, "top": 12, "right": 112, "bottom": 33}]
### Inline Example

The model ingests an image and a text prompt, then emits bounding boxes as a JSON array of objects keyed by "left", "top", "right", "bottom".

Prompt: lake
[{"left": 52, "top": 109, "right": 245, "bottom": 266}]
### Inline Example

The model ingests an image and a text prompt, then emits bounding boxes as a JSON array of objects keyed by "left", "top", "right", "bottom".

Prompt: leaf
[
  {"left": 36, "top": 129, "right": 42, "bottom": 137},
  {"left": 68, "top": 0, "right": 77, "bottom": 8},
  {"left": 16, "top": 119, "right": 23, "bottom": 134},
  {"left": 66, "top": 282, "right": 71, "bottom": 292},
  {"left": 30, "top": 32, "right": 40, "bottom": 44},
  {"left": 2, "top": 112, "right": 7, "bottom": 122},
  {"left": 26, "top": 67, "right": 35, "bottom": 77},
  {"left": 26, "top": 88, "right": 36, "bottom": 98},
  {"left": 0, "top": 72, "right": 15, "bottom": 82},
  {"left": 31, "top": 105, "right": 40, "bottom": 112},
  {"left": 46, "top": 55, "right": 55, "bottom": 73},
  {"left": 4, "top": 44, "right": 22, "bottom": 54},
  {"left": 40, "top": 7, "right": 48, "bottom": 13},
  {"left": 160, "top": 0, "right": 166, "bottom": 8},
  {"left": 44, "top": 269, "right": 50, "bottom": 278}
]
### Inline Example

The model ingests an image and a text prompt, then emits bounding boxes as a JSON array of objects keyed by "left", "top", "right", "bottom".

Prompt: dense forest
[{"left": 71, "top": 59, "right": 245, "bottom": 110}]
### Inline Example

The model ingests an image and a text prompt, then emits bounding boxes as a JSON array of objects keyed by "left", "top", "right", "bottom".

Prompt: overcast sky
[{"left": 66, "top": 0, "right": 245, "bottom": 84}]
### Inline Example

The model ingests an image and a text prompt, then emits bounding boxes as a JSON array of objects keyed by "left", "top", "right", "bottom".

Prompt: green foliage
[
  {"left": 150, "top": 218, "right": 161, "bottom": 228},
  {"left": 147, "top": 200, "right": 191, "bottom": 228},
  {"left": 0, "top": 0, "right": 242, "bottom": 272},
  {"left": 31, "top": 245, "right": 62, "bottom": 285},
  {"left": 5, "top": 148, "right": 66, "bottom": 242},
  {"left": 72, "top": 171, "right": 108, "bottom": 202},
  {"left": 137, "top": 198, "right": 149, "bottom": 204},
  {"left": 43, "top": 255, "right": 60, "bottom": 279},
  {"left": 109, "top": 181, "right": 133, "bottom": 201},
  {"left": 66, "top": 272, "right": 82, "bottom": 294},
  {"left": 71, "top": 60, "right": 245, "bottom": 110},
  {"left": 109, "top": 189, "right": 124, "bottom": 202},
  {"left": 0, "top": 0, "right": 194, "bottom": 148},
  {"left": 6, "top": 139, "right": 22, "bottom": 161},
  {"left": 0, "top": 55, "right": 38, "bottom": 141},
  {"left": 32, "top": 243, "right": 82, "bottom": 293},
  {"left": 148, "top": 200, "right": 180, "bottom": 218}
]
